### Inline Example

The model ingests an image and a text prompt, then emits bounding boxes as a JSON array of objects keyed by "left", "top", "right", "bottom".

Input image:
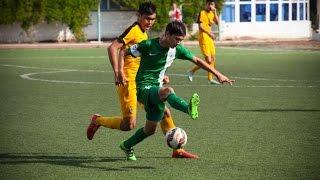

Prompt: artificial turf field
[{"left": 0, "top": 46, "right": 319, "bottom": 179}]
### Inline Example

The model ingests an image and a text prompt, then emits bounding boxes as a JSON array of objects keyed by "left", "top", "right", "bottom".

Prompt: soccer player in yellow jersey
[
  {"left": 187, "top": 0, "right": 221, "bottom": 85},
  {"left": 86, "top": 2, "right": 197, "bottom": 159}
]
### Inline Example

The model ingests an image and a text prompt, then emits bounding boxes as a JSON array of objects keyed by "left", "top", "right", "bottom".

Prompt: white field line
[
  {"left": 218, "top": 46, "right": 320, "bottom": 53},
  {"left": 1, "top": 64, "right": 319, "bottom": 88},
  {"left": 169, "top": 73, "right": 320, "bottom": 83},
  {"left": 0, "top": 56, "right": 106, "bottom": 60},
  {"left": 0, "top": 48, "right": 319, "bottom": 61}
]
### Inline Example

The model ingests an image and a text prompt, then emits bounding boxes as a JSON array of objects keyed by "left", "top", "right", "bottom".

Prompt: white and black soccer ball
[{"left": 165, "top": 127, "right": 187, "bottom": 149}]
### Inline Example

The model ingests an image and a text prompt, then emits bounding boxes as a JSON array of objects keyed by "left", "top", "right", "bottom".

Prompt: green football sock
[
  {"left": 123, "top": 127, "right": 148, "bottom": 149},
  {"left": 166, "top": 93, "right": 189, "bottom": 114}
]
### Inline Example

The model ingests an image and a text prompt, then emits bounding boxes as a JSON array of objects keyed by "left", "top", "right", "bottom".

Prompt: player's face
[
  {"left": 167, "top": 34, "right": 185, "bottom": 48},
  {"left": 207, "top": 2, "right": 215, "bottom": 11},
  {"left": 139, "top": 13, "right": 156, "bottom": 31}
]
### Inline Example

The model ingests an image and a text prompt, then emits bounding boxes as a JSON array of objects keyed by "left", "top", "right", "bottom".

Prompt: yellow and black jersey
[
  {"left": 117, "top": 22, "right": 148, "bottom": 81},
  {"left": 197, "top": 10, "right": 216, "bottom": 43}
]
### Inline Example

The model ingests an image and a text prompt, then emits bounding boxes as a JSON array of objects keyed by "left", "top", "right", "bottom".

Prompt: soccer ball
[{"left": 165, "top": 127, "right": 187, "bottom": 149}]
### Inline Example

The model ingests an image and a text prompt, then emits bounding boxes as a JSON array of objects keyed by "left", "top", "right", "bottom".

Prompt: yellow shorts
[
  {"left": 117, "top": 80, "right": 137, "bottom": 118},
  {"left": 199, "top": 38, "right": 215, "bottom": 57}
]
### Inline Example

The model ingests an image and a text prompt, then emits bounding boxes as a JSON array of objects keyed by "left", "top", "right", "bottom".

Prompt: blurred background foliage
[
  {"left": 1, "top": 0, "right": 318, "bottom": 41},
  {"left": 0, "top": 0, "right": 98, "bottom": 41},
  {"left": 0, "top": 0, "right": 226, "bottom": 41},
  {"left": 113, "top": 0, "right": 225, "bottom": 31}
]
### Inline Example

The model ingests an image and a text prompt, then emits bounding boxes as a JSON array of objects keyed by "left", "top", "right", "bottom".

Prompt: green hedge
[{"left": 0, "top": 0, "right": 98, "bottom": 42}]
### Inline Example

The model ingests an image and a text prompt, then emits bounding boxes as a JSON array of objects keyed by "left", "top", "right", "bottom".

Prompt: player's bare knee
[
  {"left": 143, "top": 123, "right": 157, "bottom": 136},
  {"left": 164, "top": 107, "right": 171, "bottom": 118},
  {"left": 205, "top": 56, "right": 212, "bottom": 64},
  {"left": 143, "top": 127, "right": 156, "bottom": 136},
  {"left": 159, "top": 87, "right": 175, "bottom": 100},
  {"left": 120, "top": 117, "right": 136, "bottom": 131}
]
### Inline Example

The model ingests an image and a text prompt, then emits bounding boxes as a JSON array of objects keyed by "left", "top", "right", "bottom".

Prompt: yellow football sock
[
  {"left": 96, "top": 116, "right": 121, "bottom": 130},
  {"left": 207, "top": 61, "right": 214, "bottom": 81},
  {"left": 160, "top": 115, "right": 176, "bottom": 135},
  {"left": 191, "top": 66, "right": 201, "bottom": 74}
]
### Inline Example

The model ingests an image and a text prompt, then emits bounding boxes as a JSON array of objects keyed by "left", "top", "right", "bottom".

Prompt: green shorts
[{"left": 137, "top": 86, "right": 164, "bottom": 122}]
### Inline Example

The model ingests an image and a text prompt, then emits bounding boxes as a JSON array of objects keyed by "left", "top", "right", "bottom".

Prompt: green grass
[{"left": 0, "top": 47, "right": 319, "bottom": 179}]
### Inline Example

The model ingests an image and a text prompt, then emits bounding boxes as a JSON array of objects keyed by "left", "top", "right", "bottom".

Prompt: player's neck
[{"left": 159, "top": 36, "right": 170, "bottom": 48}]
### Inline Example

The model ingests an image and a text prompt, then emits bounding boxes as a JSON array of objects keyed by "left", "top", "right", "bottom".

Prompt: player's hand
[
  {"left": 217, "top": 75, "right": 235, "bottom": 85},
  {"left": 209, "top": 32, "right": 216, "bottom": 40},
  {"left": 163, "top": 74, "right": 170, "bottom": 84},
  {"left": 115, "top": 72, "right": 127, "bottom": 86}
]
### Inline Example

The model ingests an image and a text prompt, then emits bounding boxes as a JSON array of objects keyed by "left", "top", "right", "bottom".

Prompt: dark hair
[
  {"left": 165, "top": 21, "right": 186, "bottom": 36},
  {"left": 206, "top": 0, "right": 215, "bottom": 3},
  {"left": 138, "top": 2, "right": 156, "bottom": 15}
]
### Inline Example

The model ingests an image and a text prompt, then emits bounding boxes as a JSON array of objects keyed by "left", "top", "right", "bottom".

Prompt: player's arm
[
  {"left": 198, "top": 23, "right": 212, "bottom": 37},
  {"left": 214, "top": 12, "right": 220, "bottom": 25},
  {"left": 198, "top": 12, "right": 215, "bottom": 40},
  {"left": 116, "top": 44, "right": 141, "bottom": 86},
  {"left": 213, "top": 5, "right": 220, "bottom": 25},
  {"left": 191, "top": 56, "right": 235, "bottom": 85},
  {"left": 107, "top": 40, "right": 126, "bottom": 86}
]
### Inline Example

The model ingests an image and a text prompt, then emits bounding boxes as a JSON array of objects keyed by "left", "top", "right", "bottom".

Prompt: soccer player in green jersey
[{"left": 115, "top": 21, "right": 235, "bottom": 160}]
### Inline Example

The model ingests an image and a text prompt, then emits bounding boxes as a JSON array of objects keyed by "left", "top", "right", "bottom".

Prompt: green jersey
[{"left": 129, "top": 38, "right": 194, "bottom": 89}]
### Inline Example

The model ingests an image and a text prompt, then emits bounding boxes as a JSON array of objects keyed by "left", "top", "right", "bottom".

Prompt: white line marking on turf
[
  {"left": 2, "top": 64, "right": 319, "bottom": 88},
  {"left": 0, "top": 56, "right": 106, "bottom": 60},
  {"left": 218, "top": 46, "right": 320, "bottom": 53},
  {"left": 168, "top": 73, "right": 320, "bottom": 83},
  {"left": 171, "top": 84, "right": 318, "bottom": 88}
]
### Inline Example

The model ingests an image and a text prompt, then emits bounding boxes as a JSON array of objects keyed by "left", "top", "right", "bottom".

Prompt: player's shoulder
[
  {"left": 197, "top": 10, "right": 207, "bottom": 23},
  {"left": 130, "top": 22, "right": 145, "bottom": 33},
  {"left": 140, "top": 38, "right": 157, "bottom": 46},
  {"left": 119, "top": 22, "right": 144, "bottom": 37},
  {"left": 200, "top": 10, "right": 207, "bottom": 15},
  {"left": 176, "top": 44, "right": 189, "bottom": 52}
]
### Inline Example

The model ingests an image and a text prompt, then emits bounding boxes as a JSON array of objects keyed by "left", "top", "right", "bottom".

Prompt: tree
[
  {"left": 0, "top": 0, "right": 99, "bottom": 41},
  {"left": 0, "top": 0, "right": 45, "bottom": 30},
  {"left": 113, "top": 0, "right": 225, "bottom": 32}
]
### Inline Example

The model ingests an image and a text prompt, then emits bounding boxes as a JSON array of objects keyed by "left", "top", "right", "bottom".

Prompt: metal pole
[{"left": 97, "top": 0, "right": 101, "bottom": 42}]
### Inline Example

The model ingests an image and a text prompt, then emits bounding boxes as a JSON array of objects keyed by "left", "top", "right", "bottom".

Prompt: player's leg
[
  {"left": 206, "top": 41, "right": 220, "bottom": 85},
  {"left": 186, "top": 43, "right": 206, "bottom": 82},
  {"left": 120, "top": 87, "right": 164, "bottom": 160},
  {"left": 120, "top": 120, "right": 158, "bottom": 161},
  {"left": 202, "top": 43, "right": 214, "bottom": 82},
  {"left": 160, "top": 108, "right": 176, "bottom": 134},
  {"left": 160, "top": 108, "right": 198, "bottom": 159},
  {"left": 99, "top": 81, "right": 137, "bottom": 130},
  {"left": 159, "top": 87, "right": 200, "bottom": 120},
  {"left": 87, "top": 81, "right": 137, "bottom": 140}
]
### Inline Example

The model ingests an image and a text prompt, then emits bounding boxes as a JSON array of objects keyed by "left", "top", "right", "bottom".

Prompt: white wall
[
  {"left": 0, "top": 22, "right": 74, "bottom": 43},
  {"left": 84, "top": 11, "right": 136, "bottom": 39},
  {"left": 0, "top": 11, "right": 136, "bottom": 43},
  {"left": 220, "top": 21, "right": 312, "bottom": 40}
]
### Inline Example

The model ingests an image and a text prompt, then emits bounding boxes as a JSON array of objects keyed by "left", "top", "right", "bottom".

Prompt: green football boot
[
  {"left": 120, "top": 141, "right": 137, "bottom": 161},
  {"left": 189, "top": 93, "right": 200, "bottom": 120}
]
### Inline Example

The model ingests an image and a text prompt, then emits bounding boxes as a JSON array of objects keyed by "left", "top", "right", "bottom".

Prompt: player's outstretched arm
[{"left": 192, "top": 56, "right": 235, "bottom": 85}]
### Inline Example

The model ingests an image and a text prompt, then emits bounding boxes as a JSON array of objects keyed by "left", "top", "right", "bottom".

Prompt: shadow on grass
[
  {"left": 0, "top": 153, "right": 155, "bottom": 171},
  {"left": 232, "top": 109, "right": 320, "bottom": 112}
]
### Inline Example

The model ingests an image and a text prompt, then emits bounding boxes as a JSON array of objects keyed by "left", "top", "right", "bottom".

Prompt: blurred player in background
[
  {"left": 187, "top": 0, "right": 220, "bottom": 84},
  {"left": 87, "top": 1, "right": 198, "bottom": 159},
  {"left": 169, "top": 2, "right": 183, "bottom": 22}
]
